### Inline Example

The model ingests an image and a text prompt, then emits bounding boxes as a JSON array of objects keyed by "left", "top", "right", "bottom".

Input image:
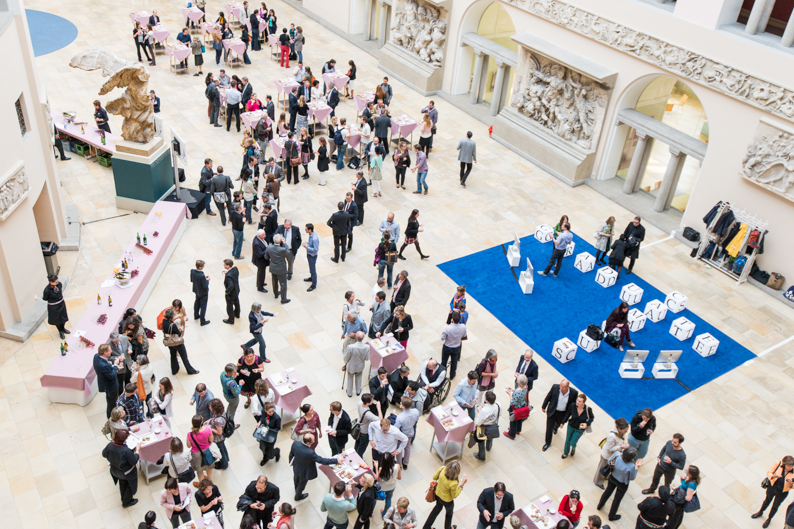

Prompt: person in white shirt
[
  {"left": 420, "top": 359, "right": 446, "bottom": 396},
  {"left": 355, "top": 394, "right": 382, "bottom": 457},
  {"left": 368, "top": 418, "right": 408, "bottom": 465},
  {"left": 370, "top": 278, "right": 386, "bottom": 309},
  {"left": 343, "top": 290, "right": 366, "bottom": 322},
  {"left": 360, "top": 116, "right": 372, "bottom": 146},
  {"left": 310, "top": 80, "right": 324, "bottom": 103},
  {"left": 293, "top": 62, "right": 306, "bottom": 83},
  {"left": 474, "top": 391, "right": 500, "bottom": 462},
  {"left": 152, "top": 377, "right": 175, "bottom": 427},
  {"left": 163, "top": 437, "right": 193, "bottom": 481},
  {"left": 249, "top": 378, "right": 275, "bottom": 420}
]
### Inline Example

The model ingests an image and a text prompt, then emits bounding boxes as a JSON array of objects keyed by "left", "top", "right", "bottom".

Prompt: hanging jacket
[
  {"left": 721, "top": 222, "right": 741, "bottom": 250},
  {"left": 703, "top": 201, "right": 722, "bottom": 227},
  {"left": 713, "top": 209, "right": 736, "bottom": 237},
  {"left": 725, "top": 223, "right": 748, "bottom": 257},
  {"left": 758, "top": 230, "right": 769, "bottom": 255}
]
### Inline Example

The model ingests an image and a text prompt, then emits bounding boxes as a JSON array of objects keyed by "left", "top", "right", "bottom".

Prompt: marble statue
[
  {"left": 69, "top": 48, "right": 155, "bottom": 143},
  {"left": 511, "top": 53, "right": 607, "bottom": 150},
  {"left": 0, "top": 165, "right": 30, "bottom": 221},
  {"left": 391, "top": 0, "right": 447, "bottom": 67},
  {"left": 741, "top": 129, "right": 794, "bottom": 201}
]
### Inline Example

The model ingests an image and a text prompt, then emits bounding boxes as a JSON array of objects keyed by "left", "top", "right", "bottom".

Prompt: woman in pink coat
[{"left": 160, "top": 477, "right": 193, "bottom": 528}]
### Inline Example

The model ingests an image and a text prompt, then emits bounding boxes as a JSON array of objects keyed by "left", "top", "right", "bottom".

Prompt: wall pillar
[
  {"left": 745, "top": 0, "right": 772, "bottom": 34},
  {"left": 378, "top": 4, "right": 389, "bottom": 47},
  {"left": 489, "top": 62, "right": 508, "bottom": 117},
  {"left": 782, "top": 12, "right": 794, "bottom": 46},
  {"left": 758, "top": 0, "right": 777, "bottom": 32},
  {"left": 654, "top": 148, "right": 686, "bottom": 212},
  {"left": 364, "top": 0, "right": 373, "bottom": 40},
  {"left": 477, "top": 55, "right": 490, "bottom": 104},
  {"left": 622, "top": 131, "right": 649, "bottom": 194},
  {"left": 469, "top": 51, "right": 485, "bottom": 105}
]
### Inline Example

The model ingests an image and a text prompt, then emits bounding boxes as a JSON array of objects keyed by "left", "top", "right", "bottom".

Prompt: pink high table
[{"left": 426, "top": 402, "right": 474, "bottom": 463}]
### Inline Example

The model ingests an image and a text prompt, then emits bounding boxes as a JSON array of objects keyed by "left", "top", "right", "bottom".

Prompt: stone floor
[{"left": 3, "top": 1, "right": 794, "bottom": 528}]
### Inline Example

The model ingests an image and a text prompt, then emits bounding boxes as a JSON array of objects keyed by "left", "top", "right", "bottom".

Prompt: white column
[
  {"left": 622, "top": 131, "right": 648, "bottom": 195},
  {"left": 653, "top": 148, "right": 686, "bottom": 212},
  {"left": 477, "top": 55, "right": 490, "bottom": 104},
  {"left": 469, "top": 51, "right": 485, "bottom": 105},
  {"left": 782, "top": 12, "right": 794, "bottom": 46},
  {"left": 758, "top": 0, "right": 777, "bottom": 32},
  {"left": 489, "top": 62, "right": 508, "bottom": 116},
  {"left": 378, "top": 4, "right": 388, "bottom": 46},
  {"left": 745, "top": 0, "right": 772, "bottom": 34},
  {"left": 364, "top": 0, "right": 373, "bottom": 41}
]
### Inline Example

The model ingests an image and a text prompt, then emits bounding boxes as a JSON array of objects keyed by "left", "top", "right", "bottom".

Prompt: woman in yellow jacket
[
  {"left": 752, "top": 456, "right": 794, "bottom": 528},
  {"left": 423, "top": 461, "right": 468, "bottom": 529}
]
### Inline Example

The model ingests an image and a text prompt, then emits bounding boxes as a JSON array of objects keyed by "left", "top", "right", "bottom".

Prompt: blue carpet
[
  {"left": 438, "top": 232, "right": 755, "bottom": 420},
  {"left": 25, "top": 10, "right": 78, "bottom": 57}
]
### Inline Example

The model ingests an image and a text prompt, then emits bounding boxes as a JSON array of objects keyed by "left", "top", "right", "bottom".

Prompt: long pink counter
[{"left": 40, "top": 201, "right": 191, "bottom": 405}]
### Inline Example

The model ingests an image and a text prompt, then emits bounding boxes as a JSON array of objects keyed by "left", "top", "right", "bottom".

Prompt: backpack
[
  {"left": 732, "top": 256, "right": 747, "bottom": 275},
  {"left": 747, "top": 229, "right": 760, "bottom": 249},
  {"left": 784, "top": 286, "right": 794, "bottom": 302},
  {"left": 222, "top": 413, "right": 235, "bottom": 438},
  {"left": 350, "top": 418, "right": 360, "bottom": 440},
  {"left": 334, "top": 130, "right": 344, "bottom": 145}
]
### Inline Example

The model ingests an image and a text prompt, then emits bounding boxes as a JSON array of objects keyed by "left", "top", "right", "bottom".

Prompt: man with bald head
[
  {"left": 379, "top": 212, "right": 400, "bottom": 243},
  {"left": 343, "top": 331, "right": 370, "bottom": 397},
  {"left": 514, "top": 349, "right": 539, "bottom": 393},
  {"left": 242, "top": 475, "right": 280, "bottom": 526},
  {"left": 541, "top": 378, "right": 578, "bottom": 451}
]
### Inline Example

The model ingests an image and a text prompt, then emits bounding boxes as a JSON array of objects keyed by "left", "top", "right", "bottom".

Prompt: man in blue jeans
[
  {"left": 200, "top": 158, "right": 216, "bottom": 216},
  {"left": 335, "top": 117, "right": 349, "bottom": 170},
  {"left": 539, "top": 222, "right": 572, "bottom": 277},
  {"left": 411, "top": 144, "right": 428, "bottom": 194},
  {"left": 230, "top": 203, "right": 245, "bottom": 258},
  {"left": 302, "top": 223, "right": 319, "bottom": 292}
]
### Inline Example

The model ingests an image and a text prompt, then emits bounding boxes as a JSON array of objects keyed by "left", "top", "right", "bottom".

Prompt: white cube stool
[
  {"left": 665, "top": 291, "right": 688, "bottom": 314},
  {"left": 644, "top": 300, "right": 667, "bottom": 323},
  {"left": 620, "top": 283, "right": 644, "bottom": 306},
  {"left": 519, "top": 271, "right": 534, "bottom": 294},
  {"left": 535, "top": 224, "right": 553, "bottom": 243},
  {"left": 552, "top": 337, "right": 577, "bottom": 363},
  {"left": 577, "top": 329, "right": 601, "bottom": 353},
  {"left": 575, "top": 252, "right": 596, "bottom": 273},
  {"left": 628, "top": 308, "right": 646, "bottom": 332},
  {"left": 595, "top": 266, "right": 618, "bottom": 288},
  {"left": 693, "top": 333, "right": 719, "bottom": 357},
  {"left": 564, "top": 242, "right": 576, "bottom": 257},
  {"left": 506, "top": 244, "right": 521, "bottom": 267},
  {"left": 670, "top": 317, "right": 695, "bottom": 341}
]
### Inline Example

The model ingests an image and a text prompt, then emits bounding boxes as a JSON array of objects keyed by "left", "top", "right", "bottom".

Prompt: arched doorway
[
  {"left": 607, "top": 76, "right": 708, "bottom": 213},
  {"left": 473, "top": 3, "right": 516, "bottom": 105}
]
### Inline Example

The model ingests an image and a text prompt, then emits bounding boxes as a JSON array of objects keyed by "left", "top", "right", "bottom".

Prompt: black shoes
[
  {"left": 281, "top": 299, "right": 291, "bottom": 304},
  {"left": 287, "top": 274, "right": 293, "bottom": 280},
  {"left": 397, "top": 255, "right": 406, "bottom": 260},
  {"left": 123, "top": 499, "right": 139, "bottom": 508},
  {"left": 627, "top": 269, "right": 633, "bottom": 275},
  {"left": 64, "top": 329, "right": 71, "bottom": 334},
  {"left": 258, "top": 288, "right": 269, "bottom": 293},
  {"left": 303, "top": 278, "right": 312, "bottom": 282},
  {"left": 402, "top": 463, "right": 408, "bottom": 470},
  {"left": 420, "top": 255, "right": 429, "bottom": 260},
  {"left": 59, "top": 331, "right": 65, "bottom": 339},
  {"left": 751, "top": 512, "right": 764, "bottom": 519},
  {"left": 542, "top": 444, "right": 549, "bottom": 451},
  {"left": 331, "top": 258, "right": 339, "bottom": 263},
  {"left": 61, "top": 157, "right": 71, "bottom": 161},
  {"left": 200, "top": 320, "right": 211, "bottom": 326},
  {"left": 223, "top": 319, "right": 234, "bottom": 325},
  {"left": 561, "top": 454, "right": 567, "bottom": 459},
  {"left": 608, "top": 515, "right": 621, "bottom": 521},
  {"left": 307, "top": 286, "right": 316, "bottom": 292},
  {"left": 275, "top": 448, "right": 281, "bottom": 462},
  {"left": 294, "top": 493, "right": 308, "bottom": 501}
]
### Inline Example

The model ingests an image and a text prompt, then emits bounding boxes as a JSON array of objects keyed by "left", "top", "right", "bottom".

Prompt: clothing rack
[{"left": 696, "top": 202, "right": 768, "bottom": 285}]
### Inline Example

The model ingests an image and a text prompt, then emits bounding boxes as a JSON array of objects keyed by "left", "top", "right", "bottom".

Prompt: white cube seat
[
  {"left": 535, "top": 224, "right": 553, "bottom": 243},
  {"left": 644, "top": 300, "right": 667, "bottom": 323},
  {"left": 577, "top": 329, "right": 600, "bottom": 353},
  {"left": 693, "top": 333, "right": 719, "bottom": 357},
  {"left": 552, "top": 337, "right": 577, "bottom": 364},
  {"left": 620, "top": 283, "right": 644, "bottom": 306},
  {"left": 595, "top": 266, "right": 618, "bottom": 288},
  {"left": 575, "top": 252, "right": 596, "bottom": 273},
  {"left": 670, "top": 317, "right": 695, "bottom": 341},
  {"left": 628, "top": 308, "right": 646, "bottom": 332},
  {"left": 665, "top": 291, "right": 688, "bottom": 314}
]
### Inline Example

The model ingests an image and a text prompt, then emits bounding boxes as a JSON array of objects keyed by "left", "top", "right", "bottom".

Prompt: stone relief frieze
[
  {"left": 501, "top": 0, "right": 794, "bottom": 121},
  {"left": 510, "top": 52, "right": 608, "bottom": 150},
  {"left": 390, "top": 0, "right": 447, "bottom": 67},
  {"left": 0, "top": 162, "right": 30, "bottom": 221},
  {"left": 742, "top": 122, "right": 794, "bottom": 202}
]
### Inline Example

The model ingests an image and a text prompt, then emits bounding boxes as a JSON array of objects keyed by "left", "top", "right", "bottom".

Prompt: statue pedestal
[
  {"left": 379, "top": 42, "right": 443, "bottom": 95},
  {"left": 492, "top": 107, "right": 595, "bottom": 186},
  {"left": 111, "top": 137, "right": 174, "bottom": 213}
]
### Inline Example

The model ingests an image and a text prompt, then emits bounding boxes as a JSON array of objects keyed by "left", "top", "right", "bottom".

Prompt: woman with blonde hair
[
  {"left": 424, "top": 462, "right": 467, "bottom": 529},
  {"left": 594, "top": 216, "right": 615, "bottom": 265},
  {"left": 383, "top": 497, "right": 417, "bottom": 529},
  {"left": 354, "top": 474, "right": 376, "bottom": 529},
  {"left": 295, "top": 96, "right": 309, "bottom": 137},
  {"left": 277, "top": 112, "right": 289, "bottom": 136},
  {"left": 418, "top": 114, "right": 433, "bottom": 156}
]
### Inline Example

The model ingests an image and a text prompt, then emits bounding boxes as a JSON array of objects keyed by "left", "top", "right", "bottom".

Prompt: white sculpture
[
  {"left": 391, "top": 0, "right": 447, "bottom": 67},
  {"left": 741, "top": 125, "right": 794, "bottom": 202},
  {"left": 510, "top": 53, "right": 607, "bottom": 150}
]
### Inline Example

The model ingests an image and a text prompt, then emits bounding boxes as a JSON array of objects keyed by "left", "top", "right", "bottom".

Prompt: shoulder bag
[
  {"left": 350, "top": 417, "right": 361, "bottom": 440},
  {"left": 508, "top": 391, "right": 530, "bottom": 422},
  {"left": 683, "top": 493, "right": 701, "bottom": 513},
  {"left": 483, "top": 404, "right": 501, "bottom": 439},
  {"left": 163, "top": 326, "right": 184, "bottom": 347},
  {"left": 191, "top": 433, "right": 216, "bottom": 467},
  {"left": 600, "top": 453, "right": 617, "bottom": 478},
  {"left": 288, "top": 141, "right": 301, "bottom": 167},
  {"left": 762, "top": 462, "right": 780, "bottom": 488},
  {"left": 170, "top": 453, "right": 196, "bottom": 483}
]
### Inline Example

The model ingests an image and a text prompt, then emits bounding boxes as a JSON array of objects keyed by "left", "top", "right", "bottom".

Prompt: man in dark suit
[
  {"left": 388, "top": 366, "right": 411, "bottom": 405},
  {"left": 297, "top": 79, "right": 311, "bottom": 101},
  {"left": 622, "top": 216, "right": 646, "bottom": 274},
  {"left": 249, "top": 12, "right": 261, "bottom": 51},
  {"left": 276, "top": 219, "right": 302, "bottom": 280},
  {"left": 327, "top": 201, "right": 350, "bottom": 263},
  {"left": 260, "top": 203, "right": 278, "bottom": 243},
  {"left": 264, "top": 158, "right": 285, "bottom": 182},
  {"left": 352, "top": 171, "right": 368, "bottom": 225},
  {"left": 514, "top": 349, "right": 539, "bottom": 392},
  {"left": 374, "top": 112, "right": 391, "bottom": 154},
  {"left": 200, "top": 158, "right": 216, "bottom": 216},
  {"left": 361, "top": 102, "right": 374, "bottom": 130},
  {"left": 283, "top": 131, "right": 300, "bottom": 185},
  {"left": 288, "top": 87, "right": 298, "bottom": 132},
  {"left": 327, "top": 86, "right": 340, "bottom": 117},
  {"left": 476, "top": 483, "right": 516, "bottom": 529},
  {"left": 210, "top": 166, "right": 234, "bottom": 226},
  {"left": 252, "top": 230, "right": 269, "bottom": 293},
  {"left": 190, "top": 260, "right": 211, "bottom": 325},
  {"left": 240, "top": 77, "right": 254, "bottom": 109},
  {"left": 390, "top": 271, "right": 411, "bottom": 311},
  {"left": 327, "top": 401, "right": 352, "bottom": 455},
  {"left": 289, "top": 433, "right": 341, "bottom": 501},
  {"left": 94, "top": 344, "right": 122, "bottom": 418},
  {"left": 265, "top": 95, "right": 275, "bottom": 123},
  {"left": 222, "top": 259, "right": 240, "bottom": 325},
  {"left": 265, "top": 234, "right": 291, "bottom": 304},
  {"left": 342, "top": 192, "right": 358, "bottom": 251},
  {"left": 369, "top": 367, "right": 390, "bottom": 411},
  {"left": 148, "top": 10, "right": 161, "bottom": 26},
  {"left": 541, "top": 378, "right": 579, "bottom": 451}
]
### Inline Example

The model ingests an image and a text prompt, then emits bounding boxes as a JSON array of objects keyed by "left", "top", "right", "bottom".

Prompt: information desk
[{"left": 40, "top": 201, "right": 191, "bottom": 405}]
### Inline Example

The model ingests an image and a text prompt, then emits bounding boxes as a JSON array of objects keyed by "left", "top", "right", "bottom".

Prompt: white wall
[{"left": 304, "top": 0, "right": 351, "bottom": 33}]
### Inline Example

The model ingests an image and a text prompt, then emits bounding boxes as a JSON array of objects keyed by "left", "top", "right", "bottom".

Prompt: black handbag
[
  {"left": 604, "top": 333, "right": 620, "bottom": 348},
  {"left": 682, "top": 227, "right": 700, "bottom": 242},
  {"left": 586, "top": 324, "right": 604, "bottom": 341},
  {"left": 169, "top": 454, "right": 196, "bottom": 483}
]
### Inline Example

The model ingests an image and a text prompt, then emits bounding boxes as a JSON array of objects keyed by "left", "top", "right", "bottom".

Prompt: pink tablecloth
[
  {"left": 267, "top": 33, "right": 279, "bottom": 48},
  {"left": 241, "top": 111, "right": 271, "bottom": 130},
  {"left": 274, "top": 78, "right": 300, "bottom": 96},
  {"left": 307, "top": 102, "right": 332, "bottom": 123},
  {"left": 130, "top": 12, "right": 150, "bottom": 26},
  {"left": 368, "top": 336, "right": 408, "bottom": 373},
  {"left": 426, "top": 403, "right": 474, "bottom": 444},
  {"left": 166, "top": 43, "right": 191, "bottom": 62},
  {"left": 195, "top": 511, "right": 223, "bottom": 529},
  {"left": 151, "top": 26, "right": 170, "bottom": 44},
  {"left": 226, "top": 3, "right": 243, "bottom": 20},
  {"left": 201, "top": 22, "right": 220, "bottom": 37},
  {"left": 52, "top": 109, "right": 120, "bottom": 154},
  {"left": 40, "top": 202, "right": 191, "bottom": 395},
  {"left": 135, "top": 416, "right": 173, "bottom": 463},
  {"left": 346, "top": 126, "right": 364, "bottom": 150},
  {"left": 354, "top": 92, "right": 375, "bottom": 112},
  {"left": 267, "top": 370, "right": 312, "bottom": 415},
  {"left": 223, "top": 38, "right": 246, "bottom": 56},
  {"left": 391, "top": 116, "right": 418, "bottom": 138},
  {"left": 512, "top": 498, "right": 570, "bottom": 529},
  {"left": 322, "top": 72, "right": 350, "bottom": 90},
  {"left": 320, "top": 449, "right": 376, "bottom": 498},
  {"left": 182, "top": 7, "right": 205, "bottom": 24},
  {"left": 269, "top": 137, "right": 303, "bottom": 160}
]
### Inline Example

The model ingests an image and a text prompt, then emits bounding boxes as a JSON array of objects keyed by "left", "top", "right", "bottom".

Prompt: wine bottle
[
  {"left": 137, "top": 233, "right": 141, "bottom": 244},
  {"left": 97, "top": 293, "right": 101, "bottom": 305},
  {"left": 60, "top": 343, "right": 65, "bottom": 356},
  {"left": 108, "top": 295, "right": 113, "bottom": 307},
  {"left": 143, "top": 234, "right": 147, "bottom": 245}
]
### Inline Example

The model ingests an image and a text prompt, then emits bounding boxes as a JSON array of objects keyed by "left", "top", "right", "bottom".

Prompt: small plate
[
  {"left": 154, "top": 428, "right": 162, "bottom": 434},
  {"left": 549, "top": 508, "right": 557, "bottom": 515},
  {"left": 291, "top": 378, "right": 298, "bottom": 384}
]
